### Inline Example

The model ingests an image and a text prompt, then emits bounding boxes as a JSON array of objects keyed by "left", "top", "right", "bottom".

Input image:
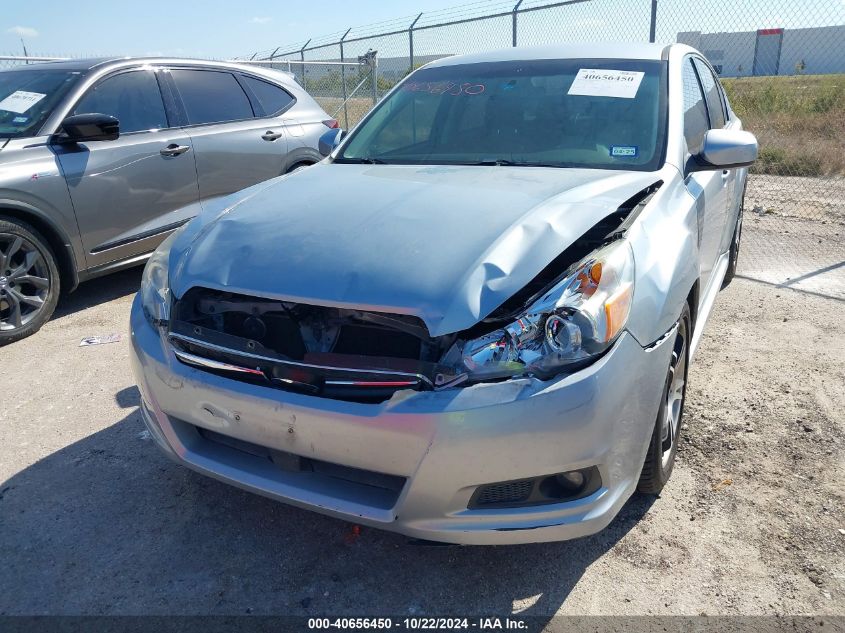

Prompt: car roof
[
  {"left": 425, "top": 42, "right": 672, "bottom": 68},
  {"left": 3, "top": 56, "right": 281, "bottom": 76}
]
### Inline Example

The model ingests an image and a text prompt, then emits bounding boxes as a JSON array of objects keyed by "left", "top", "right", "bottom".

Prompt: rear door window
[
  {"left": 682, "top": 58, "right": 709, "bottom": 155},
  {"left": 170, "top": 69, "right": 254, "bottom": 125},
  {"left": 239, "top": 75, "right": 295, "bottom": 116},
  {"left": 693, "top": 58, "right": 726, "bottom": 129},
  {"left": 73, "top": 70, "right": 168, "bottom": 134}
]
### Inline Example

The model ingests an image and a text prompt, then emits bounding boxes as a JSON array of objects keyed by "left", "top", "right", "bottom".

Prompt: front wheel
[
  {"left": 637, "top": 302, "right": 691, "bottom": 494},
  {"left": 0, "top": 217, "right": 60, "bottom": 346},
  {"left": 721, "top": 185, "right": 745, "bottom": 289}
]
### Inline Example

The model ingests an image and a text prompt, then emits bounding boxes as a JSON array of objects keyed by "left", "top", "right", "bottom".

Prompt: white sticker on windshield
[
  {"left": 568, "top": 69, "right": 645, "bottom": 99},
  {"left": 0, "top": 90, "right": 47, "bottom": 114}
]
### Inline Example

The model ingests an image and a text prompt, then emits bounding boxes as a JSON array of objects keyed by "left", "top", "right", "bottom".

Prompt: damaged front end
[
  {"left": 169, "top": 293, "right": 467, "bottom": 402},
  {"left": 168, "top": 183, "right": 660, "bottom": 403}
]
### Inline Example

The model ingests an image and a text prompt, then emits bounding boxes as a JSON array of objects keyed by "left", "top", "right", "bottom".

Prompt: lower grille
[
  {"left": 189, "top": 424, "right": 407, "bottom": 510},
  {"left": 474, "top": 480, "right": 534, "bottom": 506}
]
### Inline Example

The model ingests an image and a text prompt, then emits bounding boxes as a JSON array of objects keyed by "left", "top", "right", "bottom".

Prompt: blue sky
[
  {"left": 3, "top": 0, "right": 843, "bottom": 61},
  {"left": 0, "top": 0, "right": 464, "bottom": 59}
]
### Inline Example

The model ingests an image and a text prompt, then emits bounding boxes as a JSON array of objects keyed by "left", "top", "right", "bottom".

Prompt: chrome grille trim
[
  {"left": 172, "top": 349, "right": 267, "bottom": 378},
  {"left": 168, "top": 332, "right": 435, "bottom": 388}
]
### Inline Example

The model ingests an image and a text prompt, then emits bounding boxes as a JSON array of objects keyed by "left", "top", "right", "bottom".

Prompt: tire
[
  {"left": 286, "top": 162, "right": 313, "bottom": 173},
  {"left": 721, "top": 184, "right": 745, "bottom": 289},
  {"left": 637, "top": 302, "right": 691, "bottom": 494},
  {"left": 0, "top": 217, "right": 61, "bottom": 346}
]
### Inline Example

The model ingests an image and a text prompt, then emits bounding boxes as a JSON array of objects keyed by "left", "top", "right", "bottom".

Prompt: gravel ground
[{"left": 1, "top": 247, "right": 843, "bottom": 619}]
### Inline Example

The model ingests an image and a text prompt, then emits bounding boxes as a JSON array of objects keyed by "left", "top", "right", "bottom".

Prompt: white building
[{"left": 677, "top": 24, "right": 845, "bottom": 77}]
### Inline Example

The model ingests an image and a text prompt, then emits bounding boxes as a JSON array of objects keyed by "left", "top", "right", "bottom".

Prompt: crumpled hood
[{"left": 170, "top": 162, "right": 659, "bottom": 336}]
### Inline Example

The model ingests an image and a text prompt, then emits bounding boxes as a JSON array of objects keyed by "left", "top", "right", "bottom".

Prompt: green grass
[{"left": 722, "top": 74, "right": 845, "bottom": 177}]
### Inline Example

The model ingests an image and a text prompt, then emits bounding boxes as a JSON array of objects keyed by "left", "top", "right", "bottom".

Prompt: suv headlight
[
  {"left": 140, "top": 231, "right": 179, "bottom": 327},
  {"left": 449, "top": 240, "right": 634, "bottom": 382}
]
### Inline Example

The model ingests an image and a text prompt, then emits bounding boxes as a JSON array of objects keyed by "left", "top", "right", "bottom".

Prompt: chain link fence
[
  {"left": 247, "top": 0, "right": 845, "bottom": 298},
  {"left": 236, "top": 57, "right": 378, "bottom": 128},
  {"left": 0, "top": 55, "right": 69, "bottom": 69}
]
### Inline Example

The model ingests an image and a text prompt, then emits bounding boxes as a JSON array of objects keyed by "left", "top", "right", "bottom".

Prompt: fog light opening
[
  {"left": 538, "top": 468, "right": 594, "bottom": 500},
  {"left": 556, "top": 470, "right": 586, "bottom": 491},
  {"left": 468, "top": 467, "right": 601, "bottom": 510}
]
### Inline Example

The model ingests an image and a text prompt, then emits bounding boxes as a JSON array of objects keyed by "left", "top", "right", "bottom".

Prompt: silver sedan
[{"left": 130, "top": 43, "right": 756, "bottom": 544}]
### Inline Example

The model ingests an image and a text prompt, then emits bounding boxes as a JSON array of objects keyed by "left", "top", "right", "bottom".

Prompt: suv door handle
[
  {"left": 261, "top": 130, "right": 283, "bottom": 141},
  {"left": 160, "top": 144, "right": 190, "bottom": 157}
]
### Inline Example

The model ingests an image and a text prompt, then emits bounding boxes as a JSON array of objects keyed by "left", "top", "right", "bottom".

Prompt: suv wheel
[
  {"left": 0, "top": 218, "right": 60, "bottom": 346},
  {"left": 637, "top": 302, "right": 690, "bottom": 494}
]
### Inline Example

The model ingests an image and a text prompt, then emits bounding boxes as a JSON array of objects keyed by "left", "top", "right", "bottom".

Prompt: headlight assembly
[
  {"left": 447, "top": 239, "right": 634, "bottom": 382},
  {"left": 139, "top": 230, "right": 180, "bottom": 327}
]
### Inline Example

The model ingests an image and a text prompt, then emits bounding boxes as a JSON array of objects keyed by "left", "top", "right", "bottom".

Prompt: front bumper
[{"left": 129, "top": 294, "right": 673, "bottom": 545}]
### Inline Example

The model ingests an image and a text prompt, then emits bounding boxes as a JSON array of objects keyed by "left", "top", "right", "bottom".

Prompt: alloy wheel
[
  {"left": 0, "top": 233, "right": 51, "bottom": 332},
  {"left": 661, "top": 317, "right": 688, "bottom": 468}
]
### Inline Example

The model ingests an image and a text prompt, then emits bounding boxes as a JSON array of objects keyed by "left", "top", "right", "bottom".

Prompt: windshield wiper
[
  {"left": 466, "top": 159, "right": 564, "bottom": 168},
  {"left": 339, "top": 157, "right": 387, "bottom": 164}
]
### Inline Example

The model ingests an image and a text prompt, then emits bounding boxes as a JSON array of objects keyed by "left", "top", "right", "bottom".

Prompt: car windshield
[
  {"left": 0, "top": 68, "right": 82, "bottom": 138},
  {"left": 338, "top": 58, "right": 667, "bottom": 171}
]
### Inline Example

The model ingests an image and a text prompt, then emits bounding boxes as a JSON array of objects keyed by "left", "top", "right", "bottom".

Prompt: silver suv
[{"left": 0, "top": 57, "right": 334, "bottom": 344}]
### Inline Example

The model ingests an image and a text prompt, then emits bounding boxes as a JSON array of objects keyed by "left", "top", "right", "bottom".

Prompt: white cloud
[
  {"left": 7, "top": 26, "right": 39, "bottom": 38},
  {"left": 249, "top": 16, "right": 272, "bottom": 24}
]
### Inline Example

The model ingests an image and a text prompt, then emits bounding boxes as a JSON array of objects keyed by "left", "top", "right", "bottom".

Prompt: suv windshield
[
  {"left": 0, "top": 69, "right": 82, "bottom": 138},
  {"left": 338, "top": 59, "right": 667, "bottom": 171}
]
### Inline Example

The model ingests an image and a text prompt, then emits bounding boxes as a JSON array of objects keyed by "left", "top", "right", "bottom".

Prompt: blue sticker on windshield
[
  {"left": 610, "top": 145, "right": 638, "bottom": 157},
  {"left": 12, "top": 116, "right": 28, "bottom": 123}
]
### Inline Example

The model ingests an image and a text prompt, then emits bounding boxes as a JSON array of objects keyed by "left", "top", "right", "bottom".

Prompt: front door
[
  {"left": 681, "top": 57, "right": 727, "bottom": 292},
  {"left": 55, "top": 68, "right": 200, "bottom": 269}
]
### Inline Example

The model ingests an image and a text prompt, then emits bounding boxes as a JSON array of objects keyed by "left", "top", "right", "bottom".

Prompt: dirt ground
[{"left": 1, "top": 237, "right": 843, "bottom": 620}]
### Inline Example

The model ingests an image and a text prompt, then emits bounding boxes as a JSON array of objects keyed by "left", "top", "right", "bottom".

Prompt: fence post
[
  {"left": 648, "top": 0, "right": 658, "bottom": 43},
  {"left": 339, "top": 28, "right": 352, "bottom": 129},
  {"left": 299, "top": 39, "right": 311, "bottom": 91},
  {"left": 512, "top": 0, "right": 524, "bottom": 47},
  {"left": 371, "top": 53, "right": 378, "bottom": 105},
  {"left": 408, "top": 13, "right": 422, "bottom": 75}
]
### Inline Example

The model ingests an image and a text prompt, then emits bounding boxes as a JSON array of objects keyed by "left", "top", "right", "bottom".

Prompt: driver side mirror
[
  {"left": 691, "top": 128, "right": 758, "bottom": 171},
  {"left": 318, "top": 128, "right": 344, "bottom": 157},
  {"left": 56, "top": 113, "right": 120, "bottom": 143}
]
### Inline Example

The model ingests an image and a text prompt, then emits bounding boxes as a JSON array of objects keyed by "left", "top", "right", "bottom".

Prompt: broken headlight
[
  {"left": 449, "top": 240, "right": 634, "bottom": 382},
  {"left": 139, "top": 230, "right": 179, "bottom": 327}
]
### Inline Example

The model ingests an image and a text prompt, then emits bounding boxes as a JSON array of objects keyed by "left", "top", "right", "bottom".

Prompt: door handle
[
  {"left": 261, "top": 130, "right": 283, "bottom": 141},
  {"left": 160, "top": 144, "right": 190, "bottom": 157}
]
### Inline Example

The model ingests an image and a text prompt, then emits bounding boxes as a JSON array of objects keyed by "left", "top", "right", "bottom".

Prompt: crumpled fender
[{"left": 625, "top": 167, "right": 699, "bottom": 346}]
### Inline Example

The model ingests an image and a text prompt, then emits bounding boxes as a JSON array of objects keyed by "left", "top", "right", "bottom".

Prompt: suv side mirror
[
  {"left": 56, "top": 113, "right": 120, "bottom": 143},
  {"left": 691, "top": 128, "right": 758, "bottom": 171},
  {"left": 318, "top": 128, "right": 344, "bottom": 157}
]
